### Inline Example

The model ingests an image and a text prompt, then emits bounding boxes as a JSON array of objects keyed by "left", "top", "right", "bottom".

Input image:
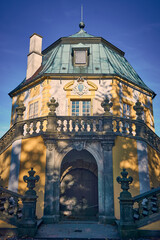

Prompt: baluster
[
  {"left": 0, "top": 193, "right": 6, "bottom": 211},
  {"left": 138, "top": 200, "right": 143, "bottom": 219},
  {"left": 89, "top": 119, "right": 93, "bottom": 132},
  {"left": 66, "top": 119, "right": 70, "bottom": 132},
  {"left": 116, "top": 120, "right": 120, "bottom": 133},
  {"left": 39, "top": 120, "right": 43, "bottom": 133},
  {"left": 16, "top": 199, "right": 23, "bottom": 219},
  {"left": 75, "top": 119, "right": 78, "bottom": 132},
  {"left": 157, "top": 193, "right": 160, "bottom": 210},
  {"left": 122, "top": 120, "right": 127, "bottom": 134},
  {"left": 100, "top": 118, "right": 103, "bottom": 131},
  {"left": 83, "top": 119, "right": 87, "bottom": 132},
  {"left": 26, "top": 122, "right": 30, "bottom": 135},
  {"left": 129, "top": 122, "right": 133, "bottom": 135},
  {"left": 77, "top": 118, "right": 81, "bottom": 132},
  {"left": 72, "top": 119, "right": 76, "bottom": 132},
  {"left": 142, "top": 198, "right": 149, "bottom": 217},
  {"left": 7, "top": 196, "right": 15, "bottom": 215},
  {"left": 61, "top": 120, "right": 64, "bottom": 132},
  {"left": 95, "top": 119, "right": 99, "bottom": 131},
  {"left": 32, "top": 120, "right": 37, "bottom": 134},
  {"left": 87, "top": 119, "right": 90, "bottom": 132},
  {"left": 151, "top": 194, "right": 158, "bottom": 213}
]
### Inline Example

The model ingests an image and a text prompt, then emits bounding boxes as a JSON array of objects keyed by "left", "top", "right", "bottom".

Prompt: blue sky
[{"left": 0, "top": 0, "right": 160, "bottom": 137}]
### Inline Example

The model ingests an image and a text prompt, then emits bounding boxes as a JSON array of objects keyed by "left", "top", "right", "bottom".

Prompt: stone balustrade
[
  {"left": 117, "top": 170, "right": 160, "bottom": 239},
  {"left": 57, "top": 116, "right": 103, "bottom": 133},
  {"left": 0, "top": 115, "right": 160, "bottom": 154},
  {"left": 133, "top": 187, "right": 160, "bottom": 228},
  {"left": 23, "top": 116, "right": 48, "bottom": 136},
  {"left": 0, "top": 168, "right": 40, "bottom": 237},
  {"left": 0, "top": 187, "right": 23, "bottom": 225}
]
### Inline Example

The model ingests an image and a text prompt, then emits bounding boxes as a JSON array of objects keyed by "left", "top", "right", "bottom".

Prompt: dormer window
[
  {"left": 72, "top": 48, "right": 89, "bottom": 66},
  {"left": 75, "top": 51, "right": 86, "bottom": 65}
]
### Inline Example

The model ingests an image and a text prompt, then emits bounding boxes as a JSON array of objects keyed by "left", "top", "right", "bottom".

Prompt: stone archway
[{"left": 60, "top": 149, "right": 98, "bottom": 220}]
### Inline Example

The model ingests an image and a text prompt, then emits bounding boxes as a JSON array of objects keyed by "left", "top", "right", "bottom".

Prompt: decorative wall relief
[{"left": 72, "top": 77, "right": 89, "bottom": 96}]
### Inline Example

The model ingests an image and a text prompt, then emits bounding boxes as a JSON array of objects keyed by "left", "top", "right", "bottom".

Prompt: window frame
[
  {"left": 71, "top": 100, "right": 91, "bottom": 116},
  {"left": 123, "top": 102, "right": 131, "bottom": 119},
  {"left": 29, "top": 101, "right": 39, "bottom": 119},
  {"left": 72, "top": 47, "right": 90, "bottom": 67}
]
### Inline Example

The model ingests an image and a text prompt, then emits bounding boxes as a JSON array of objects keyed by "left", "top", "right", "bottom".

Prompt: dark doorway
[{"left": 60, "top": 150, "right": 98, "bottom": 220}]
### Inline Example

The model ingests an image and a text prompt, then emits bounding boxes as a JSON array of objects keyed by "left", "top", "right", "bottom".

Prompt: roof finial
[{"left": 79, "top": 5, "right": 85, "bottom": 29}]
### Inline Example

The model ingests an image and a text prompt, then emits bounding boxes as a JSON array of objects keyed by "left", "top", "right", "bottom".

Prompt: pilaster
[
  {"left": 43, "top": 139, "right": 60, "bottom": 223},
  {"left": 100, "top": 137, "right": 115, "bottom": 223}
]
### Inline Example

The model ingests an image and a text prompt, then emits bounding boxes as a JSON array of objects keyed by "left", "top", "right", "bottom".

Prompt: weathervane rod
[{"left": 81, "top": 4, "right": 83, "bottom": 22}]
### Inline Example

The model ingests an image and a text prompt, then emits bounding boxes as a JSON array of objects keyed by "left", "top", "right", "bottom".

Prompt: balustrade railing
[
  {"left": 133, "top": 187, "right": 160, "bottom": 227},
  {"left": 117, "top": 169, "right": 160, "bottom": 239},
  {"left": 57, "top": 116, "right": 103, "bottom": 133},
  {"left": 23, "top": 116, "right": 48, "bottom": 136},
  {"left": 0, "top": 115, "right": 160, "bottom": 154},
  {"left": 0, "top": 187, "right": 23, "bottom": 226},
  {"left": 0, "top": 168, "right": 40, "bottom": 237}
]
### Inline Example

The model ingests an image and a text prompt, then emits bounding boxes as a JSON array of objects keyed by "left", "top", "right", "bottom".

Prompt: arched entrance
[{"left": 60, "top": 149, "right": 98, "bottom": 220}]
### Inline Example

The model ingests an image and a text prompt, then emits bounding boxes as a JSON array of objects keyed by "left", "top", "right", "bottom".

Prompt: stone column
[
  {"left": 43, "top": 139, "right": 60, "bottom": 223},
  {"left": 101, "top": 138, "right": 115, "bottom": 223},
  {"left": 98, "top": 167, "right": 105, "bottom": 219}
]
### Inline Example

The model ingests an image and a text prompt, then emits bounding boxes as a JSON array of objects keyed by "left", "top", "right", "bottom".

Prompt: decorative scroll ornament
[
  {"left": 133, "top": 100, "right": 144, "bottom": 121},
  {"left": 16, "top": 101, "right": 26, "bottom": 121},
  {"left": 23, "top": 168, "right": 40, "bottom": 194},
  {"left": 117, "top": 168, "right": 133, "bottom": 192},
  {"left": 73, "top": 141, "right": 85, "bottom": 151},
  {"left": 72, "top": 77, "right": 89, "bottom": 96},
  {"left": 101, "top": 96, "right": 113, "bottom": 116},
  {"left": 47, "top": 97, "right": 59, "bottom": 116}
]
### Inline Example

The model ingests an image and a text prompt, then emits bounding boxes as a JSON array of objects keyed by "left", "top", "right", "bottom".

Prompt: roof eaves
[
  {"left": 9, "top": 73, "right": 155, "bottom": 99},
  {"left": 42, "top": 38, "right": 62, "bottom": 55}
]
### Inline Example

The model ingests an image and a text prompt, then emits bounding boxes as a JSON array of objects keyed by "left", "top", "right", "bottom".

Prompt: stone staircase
[
  {"left": 0, "top": 169, "right": 160, "bottom": 239},
  {"left": 34, "top": 221, "right": 120, "bottom": 240}
]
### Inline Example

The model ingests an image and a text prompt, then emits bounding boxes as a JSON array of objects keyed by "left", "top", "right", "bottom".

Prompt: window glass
[
  {"left": 75, "top": 51, "right": 86, "bottom": 64},
  {"left": 29, "top": 101, "right": 38, "bottom": 118},
  {"left": 82, "top": 101, "right": 91, "bottom": 116},
  {"left": 123, "top": 103, "right": 131, "bottom": 118},
  {"left": 72, "top": 101, "right": 79, "bottom": 116},
  {"left": 71, "top": 100, "right": 91, "bottom": 116}
]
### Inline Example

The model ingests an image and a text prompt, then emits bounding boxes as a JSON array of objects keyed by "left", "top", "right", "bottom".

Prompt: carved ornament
[
  {"left": 73, "top": 141, "right": 85, "bottom": 151},
  {"left": 44, "top": 139, "right": 56, "bottom": 151}
]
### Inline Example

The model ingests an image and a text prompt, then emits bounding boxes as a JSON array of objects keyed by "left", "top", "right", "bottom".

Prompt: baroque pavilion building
[{"left": 0, "top": 21, "right": 160, "bottom": 230}]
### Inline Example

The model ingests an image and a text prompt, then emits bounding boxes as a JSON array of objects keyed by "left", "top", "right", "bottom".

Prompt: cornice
[{"left": 9, "top": 74, "right": 154, "bottom": 98}]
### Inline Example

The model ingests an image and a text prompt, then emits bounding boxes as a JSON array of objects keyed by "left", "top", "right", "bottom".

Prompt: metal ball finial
[{"left": 79, "top": 21, "right": 85, "bottom": 29}]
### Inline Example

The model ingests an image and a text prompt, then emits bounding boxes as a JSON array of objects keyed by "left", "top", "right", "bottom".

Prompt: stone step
[{"left": 35, "top": 222, "right": 120, "bottom": 239}]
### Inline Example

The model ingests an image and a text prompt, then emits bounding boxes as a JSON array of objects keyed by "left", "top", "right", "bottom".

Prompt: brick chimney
[{"left": 26, "top": 33, "right": 43, "bottom": 80}]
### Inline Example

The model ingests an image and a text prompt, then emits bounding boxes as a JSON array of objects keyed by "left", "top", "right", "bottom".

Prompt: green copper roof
[
  {"left": 9, "top": 24, "right": 155, "bottom": 96},
  {"left": 69, "top": 28, "right": 95, "bottom": 38},
  {"left": 37, "top": 40, "right": 152, "bottom": 93}
]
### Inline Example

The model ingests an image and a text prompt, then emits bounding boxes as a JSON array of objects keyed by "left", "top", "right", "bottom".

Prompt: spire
[{"left": 79, "top": 5, "right": 85, "bottom": 29}]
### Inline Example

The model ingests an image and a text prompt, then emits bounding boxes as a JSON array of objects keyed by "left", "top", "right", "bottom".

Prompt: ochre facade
[{"left": 0, "top": 25, "right": 160, "bottom": 232}]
